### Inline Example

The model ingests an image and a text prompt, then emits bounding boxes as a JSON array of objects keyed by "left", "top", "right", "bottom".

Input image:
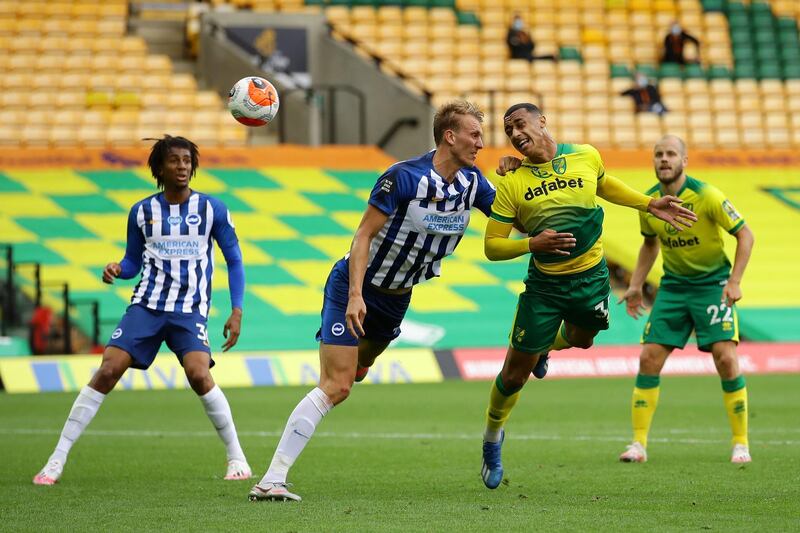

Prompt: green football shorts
[
  {"left": 509, "top": 261, "right": 611, "bottom": 354},
  {"left": 642, "top": 283, "right": 739, "bottom": 351}
]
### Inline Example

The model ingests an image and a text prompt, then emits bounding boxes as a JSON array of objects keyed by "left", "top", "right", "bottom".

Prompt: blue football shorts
[
  {"left": 107, "top": 304, "right": 213, "bottom": 370},
  {"left": 316, "top": 258, "right": 412, "bottom": 346}
]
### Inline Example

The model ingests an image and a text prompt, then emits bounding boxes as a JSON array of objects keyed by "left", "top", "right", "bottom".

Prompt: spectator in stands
[
  {"left": 661, "top": 22, "right": 700, "bottom": 66},
  {"left": 506, "top": 14, "right": 557, "bottom": 62},
  {"left": 621, "top": 72, "right": 668, "bottom": 116}
]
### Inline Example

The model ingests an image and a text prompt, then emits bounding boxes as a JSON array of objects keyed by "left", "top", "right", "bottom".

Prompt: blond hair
[{"left": 433, "top": 100, "right": 484, "bottom": 145}]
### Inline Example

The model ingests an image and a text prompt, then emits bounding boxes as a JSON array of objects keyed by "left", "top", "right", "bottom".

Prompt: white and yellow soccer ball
[{"left": 227, "top": 76, "right": 280, "bottom": 127}]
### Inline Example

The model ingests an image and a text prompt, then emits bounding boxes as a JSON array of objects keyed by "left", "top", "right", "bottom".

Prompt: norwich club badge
[{"left": 552, "top": 157, "right": 567, "bottom": 175}]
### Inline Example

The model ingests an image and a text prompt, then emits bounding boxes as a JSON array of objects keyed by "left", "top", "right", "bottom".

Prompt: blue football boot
[
  {"left": 481, "top": 429, "right": 505, "bottom": 489},
  {"left": 532, "top": 352, "right": 549, "bottom": 379}
]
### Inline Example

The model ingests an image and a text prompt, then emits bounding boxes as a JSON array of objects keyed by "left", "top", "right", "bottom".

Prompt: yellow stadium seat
[
  {"left": 532, "top": 77, "right": 558, "bottom": 94},
  {"left": 765, "top": 113, "right": 788, "bottom": 129},
  {"left": 687, "top": 111, "right": 713, "bottom": 131},
  {"left": 21, "top": 125, "right": 49, "bottom": 147},
  {"left": 760, "top": 80, "right": 785, "bottom": 97},
  {"left": 429, "top": 39, "right": 456, "bottom": 58},
  {"left": 403, "top": 6, "right": 428, "bottom": 24},
  {"left": 97, "top": 19, "right": 126, "bottom": 36},
  {"left": 715, "top": 129, "right": 741, "bottom": 148},
  {"left": 49, "top": 126, "right": 80, "bottom": 147},
  {"left": 67, "top": 37, "right": 95, "bottom": 54},
  {"left": 377, "top": 6, "right": 401, "bottom": 23},
  {"left": 106, "top": 125, "right": 138, "bottom": 146},
  {"left": 784, "top": 80, "right": 800, "bottom": 98},
  {"left": 709, "top": 78, "right": 734, "bottom": 96},
  {"left": 59, "top": 74, "right": 90, "bottom": 91},
  {"left": 663, "top": 111, "right": 686, "bottom": 130},
  {"left": 325, "top": 6, "right": 349, "bottom": 25},
  {"left": 120, "top": 36, "right": 148, "bottom": 55},
  {"left": 740, "top": 128, "right": 765, "bottom": 146},
  {"left": 611, "top": 126, "right": 640, "bottom": 149},
  {"left": 762, "top": 95, "right": 785, "bottom": 113},
  {"left": 687, "top": 94, "right": 712, "bottom": 112},
  {"left": 52, "top": 110, "right": 82, "bottom": 128},
  {"left": 739, "top": 112, "right": 762, "bottom": 129},
  {"left": 689, "top": 128, "right": 715, "bottom": 149},
  {"left": 713, "top": 112, "right": 737, "bottom": 130}
]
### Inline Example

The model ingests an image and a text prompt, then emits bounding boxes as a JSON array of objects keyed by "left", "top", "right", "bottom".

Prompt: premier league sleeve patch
[{"left": 722, "top": 199, "right": 741, "bottom": 221}]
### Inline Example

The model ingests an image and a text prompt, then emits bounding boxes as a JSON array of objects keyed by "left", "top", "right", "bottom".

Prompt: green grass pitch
[{"left": 2, "top": 375, "right": 798, "bottom": 531}]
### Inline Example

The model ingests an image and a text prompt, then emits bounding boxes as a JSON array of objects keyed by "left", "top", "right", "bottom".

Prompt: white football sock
[
  {"left": 200, "top": 385, "right": 247, "bottom": 462},
  {"left": 50, "top": 385, "right": 105, "bottom": 464},
  {"left": 261, "top": 387, "right": 333, "bottom": 485}
]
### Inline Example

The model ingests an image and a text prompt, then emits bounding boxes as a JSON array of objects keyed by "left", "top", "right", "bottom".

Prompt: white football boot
[
  {"left": 731, "top": 444, "right": 752, "bottom": 464},
  {"left": 619, "top": 441, "right": 648, "bottom": 463},
  {"left": 224, "top": 459, "right": 252, "bottom": 480},
  {"left": 33, "top": 459, "right": 64, "bottom": 485},
  {"left": 248, "top": 482, "right": 302, "bottom": 502}
]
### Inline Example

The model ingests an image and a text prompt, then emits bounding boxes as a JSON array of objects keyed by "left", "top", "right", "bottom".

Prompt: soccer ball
[{"left": 227, "top": 76, "right": 280, "bottom": 127}]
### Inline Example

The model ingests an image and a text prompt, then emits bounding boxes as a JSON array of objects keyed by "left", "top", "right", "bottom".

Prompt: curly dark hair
[{"left": 145, "top": 135, "right": 199, "bottom": 189}]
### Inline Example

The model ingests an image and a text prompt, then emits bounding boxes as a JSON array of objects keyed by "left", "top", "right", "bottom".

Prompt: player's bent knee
[
  {"left": 327, "top": 385, "right": 351, "bottom": 405},
  {"left": 571, "top": 337, "right": 594, "bottom": 349}
]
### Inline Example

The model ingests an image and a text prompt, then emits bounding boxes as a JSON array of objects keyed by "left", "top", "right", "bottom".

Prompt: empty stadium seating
[{"left": 0, "top": 0, "right": 245, "bottom": 148}]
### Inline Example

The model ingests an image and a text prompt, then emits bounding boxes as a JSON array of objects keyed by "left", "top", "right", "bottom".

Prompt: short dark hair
[
  {"left": 503, "top": 103, "right": 542, "bottom": 120},
  {"left": 146, "top": 135, "right": 199, "bottom": 189}
]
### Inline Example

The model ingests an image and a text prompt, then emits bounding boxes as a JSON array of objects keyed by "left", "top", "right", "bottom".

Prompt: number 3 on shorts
[
  {"left": 594, "top": 297, "right": 609, "bottom": 320},
  {"left": 706, "top": 303, "right": 733, "bottom": 326},
  {"left": 195, "top": 322, "right": 208, "bottom": 341}
]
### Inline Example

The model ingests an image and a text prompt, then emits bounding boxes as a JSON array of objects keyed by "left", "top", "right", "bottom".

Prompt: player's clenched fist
[
  {"left": 528, "top": 229, "right": 576, "bottom": 256},
  {"left": 102, "top": 262, "right": 122, "bottom": 284}
]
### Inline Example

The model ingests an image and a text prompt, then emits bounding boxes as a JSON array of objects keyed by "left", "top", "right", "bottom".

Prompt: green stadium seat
[
  {"left": 634, "top": 64, "right": 658, "bottom": 79},
  {"left": 750, "top": 1, "right": 771, "bottom": 14},
  {"left": 610, "top": 64, "right": 632, "bottom": 78},
  {"left": 559, "top": 47, "right": 582, "bottom": 62},
  {"left": 683, "top": 64, "right": 705, "bottom": 79},
  {"left": 734, "top": 63, "right": 757, "bottom": 78},
  {"left": 751, "top": 13, "right": 774, "bottom": 28},
  {"left": 758, "top": 62, "right": 782, "bottom": 79},
  {"left": 706, "top": 65, "right": 732, "bottom": 79},
  {"left": 429, "top": 0, "right": 455, "bottom": 7},
  {"left": 727, "top": 13, "right": 749, "bottom": 30},
  {"left": 455, "top": 10, "right": 479, "bottom": 26},
  {"left": 726, "top": 2, "right": 746, "bottom": 15},
  {"left": 729, "top": 30, "right": 751, "bottom": 46},
  {"left": 732, "top": 46, "right": 754, "bottom": 61},
  {"left": 701, "top": 0, "right": 725, "bottom": 12},
  {"left": 777, "top": 18, "right": 798, "bottom": 32},
  {"left": 756, "top": 47, "right": 779, "bottom": 62},
  {"left": 783, "top": 63, "right": 800, "bottom": 79},
  {"left": 658, "top": 63, "right": 683, "bottom": 79},
  {"left": 401, "top": 0, "right": 429, "bottom": 6}
]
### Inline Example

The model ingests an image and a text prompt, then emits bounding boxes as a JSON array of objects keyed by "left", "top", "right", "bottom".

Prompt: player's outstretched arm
[
  {"left": 618, "top": 236, "right": 660, "bottom": 319},
  {"left": 723, "top": 224, "right": 754, "bottom": 306},
  {"left": 346, "top": 205, "right": 389, "bottom": 338},
  {"left": 485, "top": 218, "right": 575, "bottom": 260},
  {"left": 646, "top": 195, "right": 697, "bottom": 231}
]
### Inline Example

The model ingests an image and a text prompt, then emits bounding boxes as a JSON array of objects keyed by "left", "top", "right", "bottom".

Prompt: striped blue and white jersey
[
  {"left": 364, "top": 151, "right": 496, "bottom": 289},
  {"left": 119, "top": 191, "right": 244, "bottom": 318}
]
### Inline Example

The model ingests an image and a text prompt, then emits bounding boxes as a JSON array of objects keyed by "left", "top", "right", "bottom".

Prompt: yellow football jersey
[
  {"left": 639, "top": 175, "right": 745, "bottom": 287},
  {"left": 490, "top": 143, "right": 607, "bottom": 275}
]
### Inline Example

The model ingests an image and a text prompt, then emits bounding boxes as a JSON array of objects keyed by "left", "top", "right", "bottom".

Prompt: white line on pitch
[{"left": 2, "top": 428, "right": 797, "bottom": 446}]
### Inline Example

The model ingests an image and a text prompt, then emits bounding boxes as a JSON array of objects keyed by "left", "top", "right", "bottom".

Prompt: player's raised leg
[
  {"left": 33, "top": 347, "right": 132, "bottom": 485},
  {"left": 620, "top": 343, "right": 672, "bottom": 463},
  {"left": 250, "top": 342, "right": 353, "bottom": 501},
  {"left": 710, "top": 341, "right": 750, "bottom": 463},
  {"left": 482, "top": 346, "right": 537, "bottom": 489},
  {"left": 182, "top": 351, "right": 251, "bottom": 479},
  {"left": 354, "top": 338, "right": 391, "bottom": 382}
]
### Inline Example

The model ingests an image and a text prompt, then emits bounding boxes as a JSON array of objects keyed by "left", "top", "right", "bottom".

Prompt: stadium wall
[{"left": 1, "top": 342, "right": 798, "bottom": 394}]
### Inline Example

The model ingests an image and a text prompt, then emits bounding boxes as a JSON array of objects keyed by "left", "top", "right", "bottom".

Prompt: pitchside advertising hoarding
[
  {"left": 450, "top": 343, "right": 800, "bottom": 381},
  {"left": 0, "top": 349, "right": 444, "bottom": 394},
  {"left": 0, "top": 343, "right": 798, "bottom": 393}
]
